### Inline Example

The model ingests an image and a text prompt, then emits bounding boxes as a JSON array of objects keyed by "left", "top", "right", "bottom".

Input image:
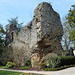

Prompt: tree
[
  {"left": 66, "top": 5, "right": 75, "bottom": 48},
  {"left": 66, "top": 5, "right": 75, "bottom": 28},
  {"left": 69, "top": 29, "right": 75, "bottom": 41},
  {"left": 69, "top": 29, "right": 75, "bottom": 48},
  {"left": 0, "top": 24, "right": 6, "bottom": 65},
  {"left": 0, "top": 24, "right": 5, "bottom": 47},
  {"left": 0, "top": 24, "right": 14, "bottom": 65},
  {"left": 8, "top": 17, "right": 18, "bottom": 26},
  {"left": 7, "top": 17, "right": 23, "bottom": 31},
  {"left": 61, "top": 22, "right": 72, "bottom": 50},
  {"left": 0, "top": 24, "right": 5, "bottom": 41}
]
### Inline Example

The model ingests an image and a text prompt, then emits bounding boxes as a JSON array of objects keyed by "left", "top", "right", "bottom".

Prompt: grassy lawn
[
  {"left": 0, "top": 66, "right": 8, "bottom": 69},
  {"left": 0, "top": 70, "right": 21, "bottom": 75},
  {"left": 0, "top": 70, "right": 43, "bottom": 75}
]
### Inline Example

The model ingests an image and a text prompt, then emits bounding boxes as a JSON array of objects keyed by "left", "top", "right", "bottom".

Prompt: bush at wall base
[{"left": 6, "top": 62, "right": 16, "bottom": 68}]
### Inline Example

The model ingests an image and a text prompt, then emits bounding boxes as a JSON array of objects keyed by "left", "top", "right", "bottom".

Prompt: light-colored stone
[
  {"left": 73, "top": 50, "right": 75, "bottom": 56},
  {"left": 6, "top": 2, "right": 63, "bottom": 67}
]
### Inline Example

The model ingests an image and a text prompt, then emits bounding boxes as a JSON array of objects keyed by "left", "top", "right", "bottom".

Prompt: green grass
[
  {"left": 0, "top": 66, "right": 8, "bottom": 69},
  {"left": 0, "top": 70, "right": 21, "bottom": 75},
  {"left": 0, "top": 71, "right": 43, "bottom": 75},
  {"left": 44, "top": 64, "right": 75, "bottom": 71}
]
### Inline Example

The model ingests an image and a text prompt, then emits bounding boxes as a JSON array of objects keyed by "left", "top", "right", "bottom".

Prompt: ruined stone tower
[
  {"left": 6, "top": 24, "right": 18, "bottom": 45},
  {"left": 6, "top": 2, "right": 63, "bottom": 67}
]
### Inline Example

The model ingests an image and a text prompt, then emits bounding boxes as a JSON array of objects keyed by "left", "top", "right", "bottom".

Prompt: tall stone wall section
[{"left": 6, "top": 2, "right": 63, "bottom": 66}]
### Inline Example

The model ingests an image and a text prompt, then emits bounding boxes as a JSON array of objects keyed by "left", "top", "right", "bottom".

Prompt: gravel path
[{"left": 0, "top": 67, "right": 75, "bottom": 75}]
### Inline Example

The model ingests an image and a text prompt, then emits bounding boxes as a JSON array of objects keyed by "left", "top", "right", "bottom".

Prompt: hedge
[{"left": 60, "top": 56, "right": 75, "bottom": 66}]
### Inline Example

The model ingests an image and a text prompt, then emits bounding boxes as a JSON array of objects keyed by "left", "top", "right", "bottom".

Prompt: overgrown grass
[{"left": 0, "top": 70, "right": 20, "bottom": 75}]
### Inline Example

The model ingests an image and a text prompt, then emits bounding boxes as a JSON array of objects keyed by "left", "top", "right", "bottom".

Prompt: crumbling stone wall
[
  {"left": 6, "top": 2, "right": 63, "bottom": 67},
  {"left": 6, "top": 24, "right": 18, "bottom": 45}
]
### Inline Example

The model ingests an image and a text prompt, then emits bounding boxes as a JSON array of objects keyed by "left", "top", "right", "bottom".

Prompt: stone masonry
[{"left": 6, "top": 2, "right": 63, "bottom": 67}]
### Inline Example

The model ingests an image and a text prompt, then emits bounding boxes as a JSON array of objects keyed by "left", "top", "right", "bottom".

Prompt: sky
[{"left": 0, "top": 0, "right": 75, "bottom": 27}]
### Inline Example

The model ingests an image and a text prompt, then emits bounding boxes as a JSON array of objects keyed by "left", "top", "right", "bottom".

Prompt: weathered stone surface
[
  {"left": 6, "top": 2, "right": 63, "bottom": 67},
  {"left": 73, "top": 50, "right": 75, "bottom": 56}
]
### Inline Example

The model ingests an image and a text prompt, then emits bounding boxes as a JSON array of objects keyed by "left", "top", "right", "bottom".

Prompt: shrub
[
  {"left": 6, "top": 62, "right": 16, "bottom": 68},
  {"left": 25, "top": 60, "right": 31, "bottom": 67},
  {"left": 62, "top": 50, "right": 69, "bottom": 56},
  {"left": 40, "top": 63, "right": 47, "bottom": 68},
  {"left": 60, "top": 56, "right": 75, "bottom": 66},
  {"left": 45, "top": 53, "right": 60, "bottom": 68},
  {"left": 0, "top": 46, "right": 13, "bottom": 66}
]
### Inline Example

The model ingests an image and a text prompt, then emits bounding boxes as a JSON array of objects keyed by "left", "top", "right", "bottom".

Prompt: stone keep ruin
[{"left": 6, "top": 2, "right": 63, "bottom": 67}]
